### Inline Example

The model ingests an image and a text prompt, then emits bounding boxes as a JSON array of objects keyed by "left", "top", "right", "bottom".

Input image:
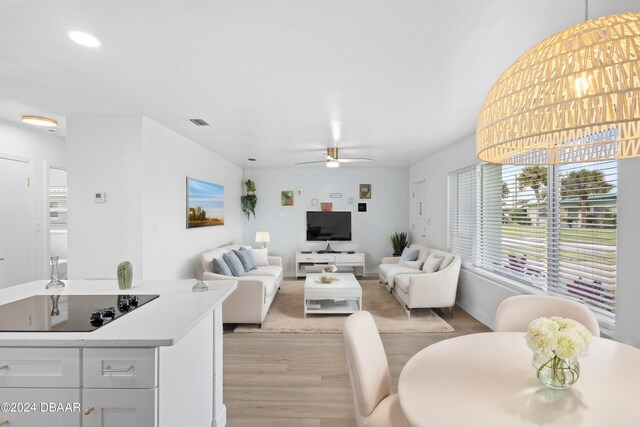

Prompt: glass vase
[
  {"left": 532, "top": 353, "right": 580, "bottom": 389},
  {"left": 45, "top": 256, "right": 65, "bottom": 289}
]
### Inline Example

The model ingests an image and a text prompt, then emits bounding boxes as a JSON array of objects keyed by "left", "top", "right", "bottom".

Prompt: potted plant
[
  {"left": 241, "top": 179, "right": 257, "bottom": 220},
  {"left": 390, "top": 232, "right": 409, "bottom": 256}
]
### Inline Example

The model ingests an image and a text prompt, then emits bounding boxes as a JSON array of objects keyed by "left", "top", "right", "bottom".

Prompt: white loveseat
[
  {"left": 378, "top": 245, "right": 461, "bottom": 315},
  {"left": 196, "top": 244, "right": 283, "bottom": 325}
]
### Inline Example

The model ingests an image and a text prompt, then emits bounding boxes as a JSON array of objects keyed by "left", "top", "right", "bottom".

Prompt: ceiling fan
[{"left": 295, "top": 147, "right": 372, "bottom": 168}]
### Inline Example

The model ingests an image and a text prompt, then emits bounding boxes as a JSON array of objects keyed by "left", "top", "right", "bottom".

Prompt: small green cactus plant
[{"left": 117, "top": 261, "right": 133, "bottom": 290}]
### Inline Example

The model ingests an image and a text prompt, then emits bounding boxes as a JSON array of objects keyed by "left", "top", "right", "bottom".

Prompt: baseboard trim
[{"left": 212, "top": 404, "right": 227, "bottom": 427}]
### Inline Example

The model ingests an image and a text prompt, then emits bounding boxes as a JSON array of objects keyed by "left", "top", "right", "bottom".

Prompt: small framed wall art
[
  {"left": 321, "top": 202, "right": 333, "bottom": 212},
  {"left": 359, "top": 184, "right": 372, "bottom": 199},
  {"left": 281, "top": 191, "right": 294, "bottom": 206},
  {"left": 358, "top": 203, "right": 367, "bottom": 212}
]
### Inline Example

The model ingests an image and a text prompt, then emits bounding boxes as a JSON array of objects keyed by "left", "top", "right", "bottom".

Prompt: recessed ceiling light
[
  {"left": 68, "top": 31, "right": 101, "bottom": 48},
  {"left": 21, "top": 115, "right": 58, "bottom": 127}
]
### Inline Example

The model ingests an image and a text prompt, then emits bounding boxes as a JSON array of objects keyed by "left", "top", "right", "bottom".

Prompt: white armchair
[{"left": 391, "top": 251, "right": 461, "bottom": 316}]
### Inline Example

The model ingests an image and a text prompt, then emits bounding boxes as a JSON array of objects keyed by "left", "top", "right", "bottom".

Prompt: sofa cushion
[
  {"left": 379, "top": 263, "right": 399, "bottom": 280},
  {"left": 234, "top": 248, "right": 256, "bottom": 271},
  {"left": 249, "top": 248, "right": 269, "bottom": 266},
  {"left": 439, "top": 254, "right": 454, "bottom": 270},
  {"left": 409, "top": 244, "right": 430, "bottom": 261},
  {"left": 400, "top": 247, "right": 419, "bottom": 262},
  {"left": 223, "top": 252, "right": 246, "bottom": 277},
  {"left": 400, "top": 260, "right": 423, "bottom": 269},
  {"left": 244, "top": 266, "right": 282, "bottom": 278},
  {"left": 212, "top": 258, "right": 232, "bottom": 276},
  {"left": 422, "top": 254, "right": 443, "bottom": 273},
  {"left": 395, "top": 275, "right": 411, "bottom": 293}
]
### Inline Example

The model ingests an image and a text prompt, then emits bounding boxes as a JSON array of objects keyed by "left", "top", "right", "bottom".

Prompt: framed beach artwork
[{"left": 186, "top": 177, "right": 224, "bottom": 228}]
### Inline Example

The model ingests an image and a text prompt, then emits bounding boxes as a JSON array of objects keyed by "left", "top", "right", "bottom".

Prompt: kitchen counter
[
  {"left": 0, "top": 279, "right": 237, "bottom": 427},
  {"left": 0, "top": 279, "right": 237, "bottom": 347}
]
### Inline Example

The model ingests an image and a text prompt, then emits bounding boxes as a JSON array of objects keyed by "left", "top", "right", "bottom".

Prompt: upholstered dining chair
[
  {"left": 343, "top": 311, "right": 410, "bottom": 427},
  {"left": 494, "top": 295, "right": 600, "bottom": 336}
]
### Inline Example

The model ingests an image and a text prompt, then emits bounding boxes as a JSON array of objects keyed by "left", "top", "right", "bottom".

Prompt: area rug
[{"left": 233, "top": 279, "right": 454, "bottom": 334}]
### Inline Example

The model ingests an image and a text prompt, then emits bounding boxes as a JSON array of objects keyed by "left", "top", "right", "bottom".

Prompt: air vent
[{"left": 189, "top": 119, "right": 210, "bottom": 126}]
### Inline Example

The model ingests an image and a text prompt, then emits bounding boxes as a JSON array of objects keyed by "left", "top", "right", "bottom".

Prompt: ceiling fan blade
[
  {"left": 294, "top": 160, "right": 328, "bottom": 165},
  {"left": 337, "top": 157, "right": 373, "bottom": 163}
]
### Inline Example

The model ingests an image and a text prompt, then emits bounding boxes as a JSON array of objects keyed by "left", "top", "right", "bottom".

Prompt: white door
[
  {"left": 0, "top": 156, "right": 34, "bottom": 288},
  {"left": 412, "top": 180, "right": 427, "bottom": 240},
  {"left": 82, "top": 389, "right": 157, "bottom": 427},
  {"left": 0, "top": 388, "right": 81, "bottom": 427}
]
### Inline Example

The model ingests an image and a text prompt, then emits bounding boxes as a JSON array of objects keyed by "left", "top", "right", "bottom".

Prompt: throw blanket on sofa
[{"left": 386, "top": 266, "right": 422, "bottom": 288}]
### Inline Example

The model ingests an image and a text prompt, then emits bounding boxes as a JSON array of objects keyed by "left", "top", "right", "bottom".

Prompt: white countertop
[{"left": 0, "top": 279, "right": 237, "bottom": 348}]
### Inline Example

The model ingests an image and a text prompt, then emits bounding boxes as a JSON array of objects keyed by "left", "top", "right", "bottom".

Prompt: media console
[{"left": 295, "top": 252, "right": 366, "bottom": 278}]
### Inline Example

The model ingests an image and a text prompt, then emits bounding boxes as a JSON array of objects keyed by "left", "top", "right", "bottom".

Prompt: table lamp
[{"left": 255, "top": 231, "right": 270, "bottom": 248}]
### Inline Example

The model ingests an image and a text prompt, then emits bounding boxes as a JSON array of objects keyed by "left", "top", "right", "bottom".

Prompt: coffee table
[{"left": 303, "top": 273, "right": 362, "bottom": 318}]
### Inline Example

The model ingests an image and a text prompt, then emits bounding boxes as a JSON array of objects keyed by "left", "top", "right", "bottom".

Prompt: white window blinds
[{"left": 449, "top": 161, "right": 617, "bottom": 324}]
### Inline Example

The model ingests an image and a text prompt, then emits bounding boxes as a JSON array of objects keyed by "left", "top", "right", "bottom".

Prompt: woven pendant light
[{"left": 477, "top": 12, "right": 640, "bottom": 165}]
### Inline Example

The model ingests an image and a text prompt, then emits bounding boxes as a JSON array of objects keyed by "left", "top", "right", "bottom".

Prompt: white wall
[
  {"left": 66, "top": 116, "right": 243, "bottom": 281},
  {"left": 142, "top": 117, "right": 243, "bottom": 279},
  {"left": 66, "top": 116, "right": 144, "bottom": 279},
  {"left": 0, "top": 118, "right": 66, "bottom": 279},
  {"left": 410, "top": 135, "right": 640, "bottom": 347},
  {"left": 243, "top": 167, "right": 409, "bottom": 276}
]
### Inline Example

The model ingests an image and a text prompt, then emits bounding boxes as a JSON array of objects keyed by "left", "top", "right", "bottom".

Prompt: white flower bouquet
[{"left": 525, "top": 316, "right": 593, "bottom": 389}]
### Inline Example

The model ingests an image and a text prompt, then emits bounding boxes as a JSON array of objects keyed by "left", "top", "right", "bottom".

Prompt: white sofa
[
  {"left": 378, "top": 245, "right": 462, "bottom": 315},
  {"left": 196, "top": 244, "right": 283, "bottom": 325},
  {"left": 378, "top": 244, "right": 430, "bottom": 291}
]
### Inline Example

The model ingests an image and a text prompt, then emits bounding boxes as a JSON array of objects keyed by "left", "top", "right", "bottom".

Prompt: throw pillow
[
  {"left": 422, "top": 254, "right": 443, "bottom": 273},
  {"left": 211, "top": 258, "right": 232, "bottom": 276},
  {"left": 400, "top": 247, "right": 419, "bottom": 262},
  {"left": 400, "top": 260, "right": 423, "bottom": 269},
  {"left": 249, "top": 248, "right": 269, "bottom": 266},
  {"left": 234, "top": 248, "right": 256, "bottom": 272},
  {"left": 438, "top": 254, "right": 454, "bottom": 271},
  {"left": 223, "top": 252, "right": 246, "bottom": 277}
]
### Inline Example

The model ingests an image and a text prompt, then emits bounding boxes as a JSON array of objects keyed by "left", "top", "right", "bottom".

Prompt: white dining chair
[
  {"left": 494, "top": 294, "right": 600, "bottom": 336},
  {"left": 343, "top": 311, "right": 410, "bottom": 427}
]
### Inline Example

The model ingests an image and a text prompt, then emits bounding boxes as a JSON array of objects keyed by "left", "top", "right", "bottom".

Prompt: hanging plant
[{"left": 241, "top": 179, "right": 257, "bottom": 220}]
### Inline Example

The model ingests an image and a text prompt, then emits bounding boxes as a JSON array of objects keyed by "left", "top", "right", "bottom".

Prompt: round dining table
[{"left": 398, "top": 332, "right": 640, "bottom": 427}]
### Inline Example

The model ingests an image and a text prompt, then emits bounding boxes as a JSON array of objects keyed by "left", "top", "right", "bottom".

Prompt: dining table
[{"left": 398, "top": 332, "right": 640, "bottom": 427}]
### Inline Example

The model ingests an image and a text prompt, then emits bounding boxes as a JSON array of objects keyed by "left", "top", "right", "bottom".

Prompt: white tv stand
[{"left": 295, "top": 252, "right": 366, "bottom": 278}]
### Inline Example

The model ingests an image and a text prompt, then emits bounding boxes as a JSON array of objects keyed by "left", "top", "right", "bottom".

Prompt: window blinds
[{"left": 449, "top": 161, "right": 617, "bottom": 323}]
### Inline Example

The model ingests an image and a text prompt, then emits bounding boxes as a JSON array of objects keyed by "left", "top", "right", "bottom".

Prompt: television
[{"left": 306, "top": 211, "right": 352, "bottom": 242}]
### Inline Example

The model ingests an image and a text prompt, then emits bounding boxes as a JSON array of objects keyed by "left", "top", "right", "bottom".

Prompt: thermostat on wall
[{"left": 94, "top": 192, "right": 106, "bottom": 203}]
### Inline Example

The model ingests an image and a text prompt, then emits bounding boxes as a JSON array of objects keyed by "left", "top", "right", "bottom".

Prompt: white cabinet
[
  {"left": 295, "top": 252, "right": 366, "bottom": 278},
  {"left": 82, "top": 388, "right": 156, "bottom": 427},
  {"left": 0, "top": 388, "right": 81, "bottom": 427}
]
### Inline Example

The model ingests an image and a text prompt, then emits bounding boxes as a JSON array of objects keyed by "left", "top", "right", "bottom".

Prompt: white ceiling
[{"left": 1, "top": 0, "right": 638, "bottom": 168}]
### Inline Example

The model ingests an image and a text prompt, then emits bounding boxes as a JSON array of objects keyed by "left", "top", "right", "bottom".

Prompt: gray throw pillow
[
  {"left": 234, "top": 248, "right": 257, "bottom": 272},
  {"left": 400, "top": 260, "right": 423, "bottom": 269},
  {"left": 211, "top": 258, "right": 232, "bottom": 276},
  {"left": 400, "top": 247, "right": 419, "bottom": 262},
  {"left": 223, "top": 251, "right": 246, "bottom": 277}
]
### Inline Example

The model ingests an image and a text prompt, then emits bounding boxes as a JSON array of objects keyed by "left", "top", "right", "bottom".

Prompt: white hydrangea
[{"left": 525, "top": 316, "right": 592, "bottom": 359}]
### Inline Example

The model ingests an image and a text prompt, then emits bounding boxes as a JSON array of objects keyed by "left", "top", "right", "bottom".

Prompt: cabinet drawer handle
[
  {"left": 84, "top": 406, "right": 95, "bottom": 415},
  {"left": 104, "top": 364, "right": 134, "bottom": 373},
  {"left": 0, "top": 365, "right": 8, "bottom": 370},
  {"left": 0, "top": 420, "right": 8, "bottom": 426}
]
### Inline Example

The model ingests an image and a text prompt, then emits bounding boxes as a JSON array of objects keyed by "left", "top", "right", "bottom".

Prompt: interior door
[
  {"left": 412, "top": 180, "right": 426, "bottom": 240},
  {"left": 0, "top": 155, "right": 34, "bottom": 288}
]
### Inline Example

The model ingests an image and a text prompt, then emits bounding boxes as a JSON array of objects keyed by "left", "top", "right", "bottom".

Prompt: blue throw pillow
[
  {"left": 400, "top": 247, "right": 419, "bottom": 262},
  {"left": 223, "top": 251, "right": 246, "bottom": 277},
  {"left": 212, "top": 258, "right": 232, "bottom": 276},
  {"left": 234, "top": 248, "right": 256, "bottom": 272}
]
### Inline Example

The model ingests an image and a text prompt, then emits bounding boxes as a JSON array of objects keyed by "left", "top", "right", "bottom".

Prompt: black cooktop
[{"left": 0, "top": 294, "right": 159, "bottom": 332}]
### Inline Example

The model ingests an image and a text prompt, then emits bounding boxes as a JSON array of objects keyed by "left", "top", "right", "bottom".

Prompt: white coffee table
[{"left": 303, "top": 273, "right": 362, "bottom": 318}]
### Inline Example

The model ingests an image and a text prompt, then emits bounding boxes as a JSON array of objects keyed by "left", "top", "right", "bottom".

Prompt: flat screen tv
[{"left": 306, "top": 211, "right": 352, "bottom": 242}]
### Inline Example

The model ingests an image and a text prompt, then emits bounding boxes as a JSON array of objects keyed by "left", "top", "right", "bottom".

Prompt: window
[{"left": 450, "top": 161, "right": 617, "bottom": 327}]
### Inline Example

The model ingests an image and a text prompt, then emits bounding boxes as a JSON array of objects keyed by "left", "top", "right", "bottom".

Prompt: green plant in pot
[
  {"left": 390, "top": 232, "right": 409, "bottom": 256},
  {"left": 241, "top": 179, "right": 257, "bottom": 220}
]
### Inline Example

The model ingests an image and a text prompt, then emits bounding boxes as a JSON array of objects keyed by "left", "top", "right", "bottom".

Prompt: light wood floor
[{"left": 224, "top": 304, "right": 491, "bottom": 426}]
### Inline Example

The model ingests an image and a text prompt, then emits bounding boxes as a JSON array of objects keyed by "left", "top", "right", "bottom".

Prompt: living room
[{"left": 1, "top": 1, "right": 640, "bottom": 426}]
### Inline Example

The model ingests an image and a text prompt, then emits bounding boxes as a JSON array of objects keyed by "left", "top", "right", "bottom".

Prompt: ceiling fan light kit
[
  {"left": 295, "top": 147, "right": 372, "bottom": 167},
  {"left": 477, "top": 12, "right": 640, "bottom": 165}
]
